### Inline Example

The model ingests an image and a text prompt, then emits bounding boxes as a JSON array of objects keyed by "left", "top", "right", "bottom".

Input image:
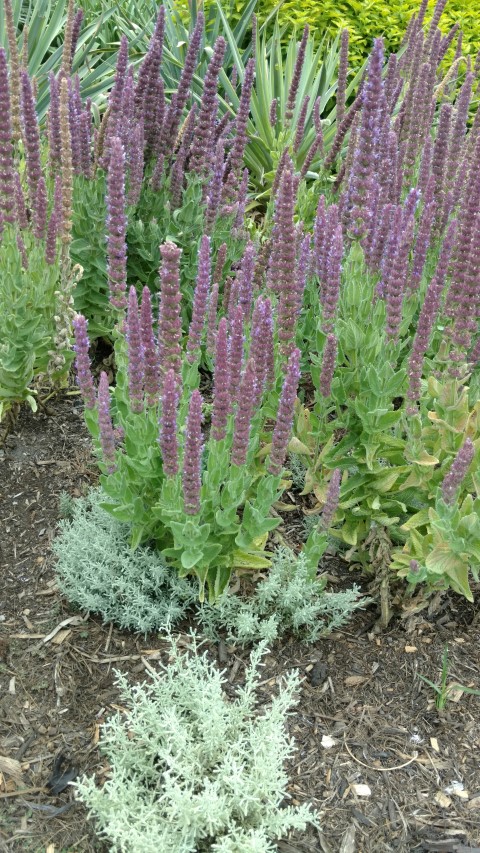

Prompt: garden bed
[{"left": 1, "top": 395, "right": 480, "bottom": 853}]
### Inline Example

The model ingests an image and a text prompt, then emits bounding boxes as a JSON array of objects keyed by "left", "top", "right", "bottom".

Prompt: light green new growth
[
  {"left": 76, "top": 635, "right": 317, "bottom": 852},
  {"left": 54, "top": 489, "right": 364, "bottom": 642}
]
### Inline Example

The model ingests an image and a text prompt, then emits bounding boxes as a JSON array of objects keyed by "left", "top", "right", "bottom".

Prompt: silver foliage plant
[
  {"left": 75, "top": 635, "right": 317, "bottom": 852},
  {"left": 54, "top": 489, "right": 364, "bottom": 643},
  {"left": 200, "top": 547, "right": 365, "bottom": 646},
  {"left": 53, "top": 489, "right": 198, "bottom": 633}
]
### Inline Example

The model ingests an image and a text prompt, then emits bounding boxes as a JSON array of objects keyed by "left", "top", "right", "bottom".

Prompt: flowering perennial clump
[{"left": 0, "top": 0, "right": 478, "bottom": 607}]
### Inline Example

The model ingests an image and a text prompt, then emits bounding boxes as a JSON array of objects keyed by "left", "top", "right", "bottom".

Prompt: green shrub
[
  {"left": 75, "top": 636, "right": 317, "bottom": 852},
  {"left": 254, "top": 0, "right": 479, "bottom": 68}
]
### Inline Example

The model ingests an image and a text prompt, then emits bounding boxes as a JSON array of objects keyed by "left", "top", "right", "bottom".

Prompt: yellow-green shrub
[
  {"left": 178, "top": 0, "right": 479, "bottom": 69},
  {"left": 263, "top": 0, "right": 478, "bottom": 66}
]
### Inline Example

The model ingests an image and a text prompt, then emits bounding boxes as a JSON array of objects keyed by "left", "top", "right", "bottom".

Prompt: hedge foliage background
[{"left": 178, "top": 0, "right": 479, "bottom": 69}]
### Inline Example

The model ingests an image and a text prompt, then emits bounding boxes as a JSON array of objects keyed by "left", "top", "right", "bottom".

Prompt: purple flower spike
[
  {"left": 45, "top": 175, "right": 61, "bottom": 263},
  {"left": 344, "top": 38, "right": 385, "bottom": 241},
  {"left": 206, "top": 281, "right": 220, "bottom": 356},
  {"left": 20, "top": 70, "right": 42, "bottom": 208},
  {"left": 69, "top": 77, "right": 82, "bottom": 176},
  {"left": 48, "top": 72, "right": 61, "bottom": 172},
  {"left": 406, "top": 219, "right": 456, "bottom": 409},
  {"left": 431, "top": 102, "right": 452, "bottom": 232},
  {"left": 225, "top": 57, "right": 255, "bottom": 189},
  {"left": 97, "top": 372, "right": 117, "bottom": 474},
  {"left": 269, "top": 97, "right": 277, "bottom": 127},
  {"left": 144, "top": 73, "right": 165, "bottom": 153},
  {"left": 119, "top": 66, "right": 135, "bottom": 152},
  {"left": 313, "top": 195, "right": 326, "bottom": 278},
  {"left": 323, "top": 97, "right": 361, "bottom": 172},
  {"left": 321, "top": 224, "right": 342, "bottom": 332},
  {"left": 205, "top": 136, "right": 225, "bottom": 231},
  {"left": 228, "top": 304, "right": 244, "bottom": 406},
  {"left": 295, "top": 232, "right": 311, "bottom": 314},
  {"left": 45, "top": 206, "right": 58, "bottom": 265},
  {"left": 263, "top": 297, "right": 275, "bottom": 390},
  {"left": 161, "top": 11, "right": 204, "bottom": 150},
  {"left": 187, "top": 235, "right": 211, "bottom": 364},
  {"left": 137, "top": 6, "right": 165, "bottom": 119},
  {"left": 270, "top": 164, "right": 296, "bottom": 286},
  {"left": 13, "top": 171, "right": 28, "bottom": 229},
  {"left": 384, "top": 210, "right": 416, "bottom": 343},
  {"left": 237, "top": 239, "right": 256, "bottom": 319},
  {"left": 445, "top": 146, "right": 480, "bottom": 354},
  {"left": 268, "top": 348, "right": 301, "bottom": 476},
  {"left": 285, "top": 26, "right": 309, "bottom": 123},
  {"left": 441, "top": 439, "right": 474, "bottom": 506},
  {"left": 268, "top": 166, "right": 298, "bottom": 357},
  {"left": 140, "top": 286, "right": 160, "bottom": 407},
  {"left": 126, "top": 286, "right": 145, "bottom": 413},
  {"left": 79, "top": 109, "right": 92, "bottom": 178},
  {"left": 102, "top": 36, "right": 129, "bottom": 168},
  {"left": 271, "top": 146, "right": 289, "bottom": 198},
  {"left": 33, "top": 176, "right": 47, "bottom": 239},
  {"left": 158, "top": 241, "right": 183, "bottom": 385},
  {"left": 212, "top": 243, "right": 227, "bottom": 288},
  {"left": 300, "top": 127, "right": 323, "bottom": 179},
  {"left": 231, "top": 358, "right": 257, "bottom": 466},
  {"left": 417, "top": 135, "right": 433, "bottom": 198},
  {"left": 169, "top": 103, "right": 197, "bottom": 207},
  {"left": 426, "top": 0, "right": 449, "bottom": 52},
  {"left": 336, "top": 30, "right": 349, "bottom": 127},
  {"left": 293, "top": 94, "right": 310, "bottom": 154},
  {"left": 106, "top": 136, "right": 128, "bottom": 309},
  {"left": 409, "top": 176, "right": 436, "bottom": 291},
  {"left": 16, "top": 233, "right": 28, "bottom": 269},
  {"left": 447, "top": 72, "right": 474, "bottom": 184},
  {"left": 0, "top": 49, "right": 15, "bottom": 224},
  {"left": 159, "top": 368, "right": 179, "bottom": 477},
  {"left": 211, "top": 317, "right": 231, "bottom": 441},
  {"left": 189, "top": 36, "right": 226, "bottom": 176},
  {"left": 183, "top": 389, "right": 203, "bottom": 515},
  {"left": 71, "top": 8, "right": 84, "bottom": 63},
  {"left": 127, "top": 123, "right": 144, "bottom": 206},
  {"left": 72, "top": 314, "right": 95, "bottom": 409},
  {"left": 320, "top": 469, "right": 341, "bottom": 530},
  {"left": 233, "top": 168, "right": 249, "bottom": 236},
  {"left": 319, "top": 333, "right": 337, "bottom": 398},
  {"left": 369, "top": 203, "right": 395, "bottom": 272},
  {"left": 249, "top": 297, "right": 268, "bottom": 404}
]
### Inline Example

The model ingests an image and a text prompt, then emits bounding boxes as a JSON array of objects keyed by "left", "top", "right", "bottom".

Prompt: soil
[{"left": 1, "top": 394, "right": 480, "bottom": 853}]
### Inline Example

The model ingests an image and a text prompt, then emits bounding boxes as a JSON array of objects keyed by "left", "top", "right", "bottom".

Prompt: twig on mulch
[
  {"left": 0, "top": 787, "right": 47, "bottom": 799},
  {"left": 343, "top": 739, "right": 418, "bottom": 771}
]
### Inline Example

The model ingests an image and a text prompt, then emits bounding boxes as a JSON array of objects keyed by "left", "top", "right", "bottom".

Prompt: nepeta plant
[
  {"left": 0, "top": 34, "right": 83, "bottom": 419},
  {"left": 75, "top": 636, "right": 317, "bottom": 852},
  {"left": 73, "top": 240, "right": 303, "bottom": 602},
  {"left": 285, "top": 0, "right": 480, "bottom": 607}
]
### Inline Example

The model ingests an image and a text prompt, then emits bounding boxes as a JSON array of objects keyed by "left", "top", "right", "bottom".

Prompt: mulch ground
[{"left": 1, "top": 393, "right": 480, "bottom": 853}]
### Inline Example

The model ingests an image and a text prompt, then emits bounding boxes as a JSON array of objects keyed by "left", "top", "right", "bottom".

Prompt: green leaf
[{"left": 425, "top": 545, "right": 473, "bottom": 601}]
